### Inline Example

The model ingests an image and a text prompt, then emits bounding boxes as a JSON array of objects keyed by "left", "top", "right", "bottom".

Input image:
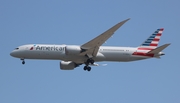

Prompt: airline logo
[
  {"left": 133, "top": 28, "right": 164, "bottom": 57},
  {"left": 29, "top": 44, "right": 64, "bottom": 51},
  {"left": 29, "top": 44, "right": 36, "bottom": 50},
  {"left": 30, "top": 47, "right": 34, "bottom": 50},
  {"left": 140, "top": 28, "right": 163, "bottom": 48}
]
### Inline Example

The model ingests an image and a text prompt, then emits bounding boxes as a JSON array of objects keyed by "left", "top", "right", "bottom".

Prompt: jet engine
[
  {"left": 60, "top": 61, "right": 76, "bottom": 70},
  {"left": 65, "top": 46, "right": 81, "bottom": 55}
]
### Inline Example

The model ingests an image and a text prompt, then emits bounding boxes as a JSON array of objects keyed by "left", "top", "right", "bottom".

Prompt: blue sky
[{"left": 1, "top": 0, "right": 180, "bottom": 103}]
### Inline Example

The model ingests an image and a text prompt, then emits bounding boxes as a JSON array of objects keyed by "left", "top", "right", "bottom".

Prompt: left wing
[{"left": 80, "top": 18, "right": 130, "bottom": 57}]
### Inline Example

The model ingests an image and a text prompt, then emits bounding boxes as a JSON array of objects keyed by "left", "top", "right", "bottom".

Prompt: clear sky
[{"left": 1, "top": 0, "right": 180, "bottom": 103}]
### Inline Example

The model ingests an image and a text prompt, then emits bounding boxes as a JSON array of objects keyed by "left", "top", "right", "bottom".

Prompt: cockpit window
[{"left": 15, "top": 48, "right": 19, "bottom": 50}]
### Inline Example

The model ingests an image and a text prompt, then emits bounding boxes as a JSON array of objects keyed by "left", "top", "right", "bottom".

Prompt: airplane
[{"left": 10, "top": 18, "right": 170, "bottom": 71}]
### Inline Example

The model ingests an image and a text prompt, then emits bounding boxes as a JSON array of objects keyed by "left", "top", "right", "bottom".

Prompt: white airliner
[{"left": 10, "top": 19, "right": 170, "bottom": 71}]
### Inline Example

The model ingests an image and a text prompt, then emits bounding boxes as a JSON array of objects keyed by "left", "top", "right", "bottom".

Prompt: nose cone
[
  {"left": 10, "top": 50, "right": 20, "bottom": 58},
  {"left": 10, "top": 51, "right": 15, "bottom": 57}
]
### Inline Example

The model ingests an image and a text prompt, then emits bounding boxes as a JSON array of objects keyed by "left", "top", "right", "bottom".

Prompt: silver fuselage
[{"left": 10, "top": 44, "right": 153, "bottom": 63}]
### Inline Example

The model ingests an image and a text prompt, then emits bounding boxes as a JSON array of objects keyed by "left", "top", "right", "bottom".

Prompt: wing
[{"left": 80, "top": 18, "right": 130, "bottom": 57}]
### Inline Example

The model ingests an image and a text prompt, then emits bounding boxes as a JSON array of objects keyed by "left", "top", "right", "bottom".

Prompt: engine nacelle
[
  {"left": 65, "top": 46, "right": 81, "bottom": 55},
  {"left": 60, "top": 61, "right": 76, "bottom": 70}
]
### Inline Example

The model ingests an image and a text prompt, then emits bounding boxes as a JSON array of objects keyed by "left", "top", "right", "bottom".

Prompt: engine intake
[
  {"left": 60, "top": 61, "right": 76, "bottom": 70},
  {"left": 65, "top": 46, "right": 81, "bottom": 55}
]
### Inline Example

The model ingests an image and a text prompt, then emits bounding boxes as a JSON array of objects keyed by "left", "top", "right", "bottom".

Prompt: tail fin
[
  {"left": 138, "top": 28, "right": 164, "bottom": 50},
  {"left": 133, "top": 29, "right": 170, "bottom": 57}
]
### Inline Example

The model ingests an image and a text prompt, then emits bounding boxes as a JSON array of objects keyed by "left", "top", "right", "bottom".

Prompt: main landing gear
[
  {"left": 21, "top": 59, "right": 25, "bottom": 64},
  {"left": 83, "top": 58, "right": 94, "bottom": 72},
  {"left": 87, "top": 58, "right": 94, "bottom": 64},
  {"left": 84, "top": 66, "right": 91, "bottom": 71}
]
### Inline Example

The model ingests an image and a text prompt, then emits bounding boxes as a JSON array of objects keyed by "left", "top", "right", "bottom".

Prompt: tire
[
  {"left": 87, "top": 67, "right": 91, "bottom": 71},
  {"left": 22, "top": 61, "right": 25, "bottom": 64},
  {"left": 83, "top": 66, "right": 87, "bottom": 71}
]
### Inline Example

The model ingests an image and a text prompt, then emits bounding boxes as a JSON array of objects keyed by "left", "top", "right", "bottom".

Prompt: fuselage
[{"left": 10, "top": 44, "right": 154, "bottom": 63}]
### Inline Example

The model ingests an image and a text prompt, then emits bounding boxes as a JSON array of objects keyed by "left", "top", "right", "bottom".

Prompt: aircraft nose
[
  {"left": 10, "top": 51, "right": 15, "bottom": 57},
  {"left": 10, "top": 50, "right": 19, "bottom": 57}
]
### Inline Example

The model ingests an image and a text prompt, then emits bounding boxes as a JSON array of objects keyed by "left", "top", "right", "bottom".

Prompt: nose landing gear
[{"left": 21, "top": 59, "right": 25, "bottom": 64}]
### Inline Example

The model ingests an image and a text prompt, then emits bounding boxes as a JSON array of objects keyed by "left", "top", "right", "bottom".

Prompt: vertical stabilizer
[{"left": 137, "top": 28, "right": 164, "bottom": 52}]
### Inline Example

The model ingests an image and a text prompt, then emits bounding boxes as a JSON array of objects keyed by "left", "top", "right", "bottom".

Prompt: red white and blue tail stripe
[
  {"left": 138, "top": 28, "right": 163, "bottom": 50},
  {"left": 133, "top": 28, "right": 164, "bottom": 57}
]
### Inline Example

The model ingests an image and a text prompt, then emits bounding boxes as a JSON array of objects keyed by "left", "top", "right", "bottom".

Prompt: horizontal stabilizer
[{"left": 147, "top": 43, "right": 171, "bottom": 54}]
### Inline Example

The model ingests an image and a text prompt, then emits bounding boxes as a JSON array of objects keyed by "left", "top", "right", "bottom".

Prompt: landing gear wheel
[
  {"left": 83, "top": 66, "right": 91, "bottom": 71},
  {"left": 87, "top": 67, "right": 91, "bottom": 71},
  {"left": 84, "top": 58, "right": 94, "bottom": 71},
  {"left": 21, "top": 59, "right": 25, "bottom": 65},
  {"left": 22, "top": 61, "right": 25, "bottom": 64},
  {"left": 83, "top": 66, "right": 87, "bottom": 71}
]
